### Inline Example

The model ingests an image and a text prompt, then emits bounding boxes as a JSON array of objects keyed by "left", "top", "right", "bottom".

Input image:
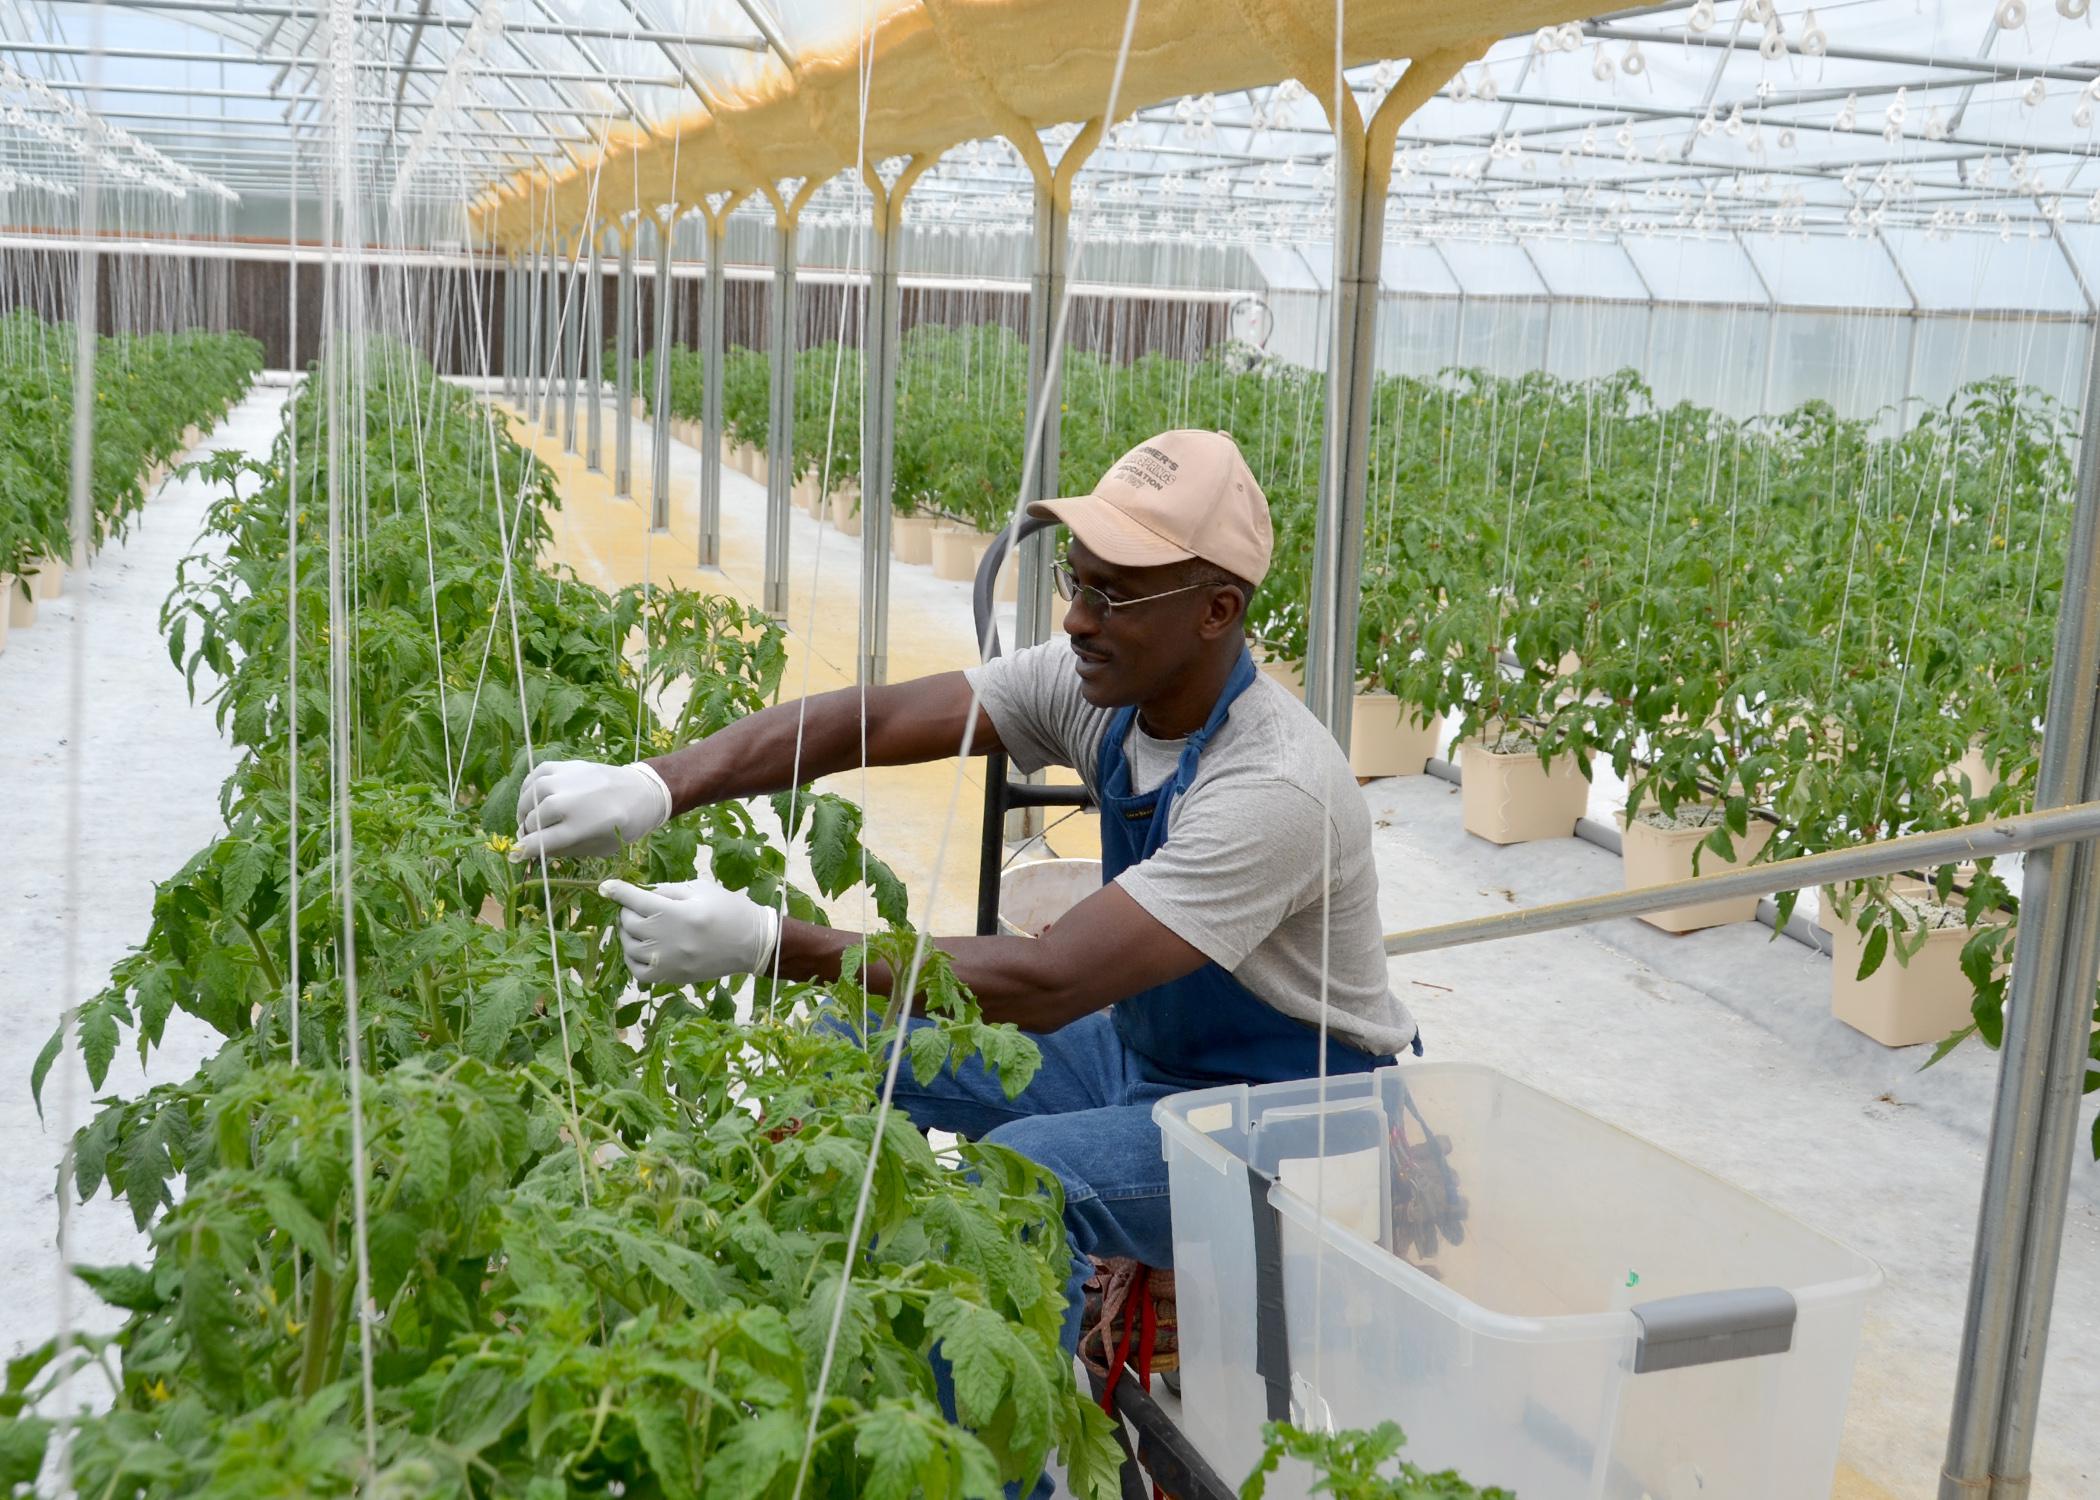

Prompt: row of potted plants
[
  {"left": 0, "top": 311, "right": 262, "bottom": 644},
  {"left": 1271, "top": 369, "right": 2054, "bottom": 1060},
  {"left": 625, "top": 321, "right": 2075, "bottom": 1077},
  {"left": 3, "top": 343, "right": 1128, "bottom": 1496}
]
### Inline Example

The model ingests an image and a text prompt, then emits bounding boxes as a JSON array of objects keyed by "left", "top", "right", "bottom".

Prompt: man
[{"left": 511, "top": 427, "right": 1417, "bottom": 1413}]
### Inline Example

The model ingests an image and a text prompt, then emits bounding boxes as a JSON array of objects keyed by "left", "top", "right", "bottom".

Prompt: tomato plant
[
  {"left": 0, "top": 311, "right": 261, "bottom": 591},
  {"left": 4, "top": 346, "right": 1122, "bottom": 1498}
]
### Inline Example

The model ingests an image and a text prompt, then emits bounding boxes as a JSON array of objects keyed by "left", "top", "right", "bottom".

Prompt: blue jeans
[
  {"left": 886, "top": 1010, "right": 1196, "bottom": 1500},
  {"left": 878, "top": 1010, "right": 1412, "bottom": 1497}
]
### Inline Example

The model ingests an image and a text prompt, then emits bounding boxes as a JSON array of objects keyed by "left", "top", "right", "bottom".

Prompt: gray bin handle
[{"left": 1631, "top": 1286, "right": 1797, "bottom": 1374}]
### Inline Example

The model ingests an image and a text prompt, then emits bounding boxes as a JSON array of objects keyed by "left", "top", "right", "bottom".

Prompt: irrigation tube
[{"left": 1379, "top": 799, "right": 2100, "bottom": 957}]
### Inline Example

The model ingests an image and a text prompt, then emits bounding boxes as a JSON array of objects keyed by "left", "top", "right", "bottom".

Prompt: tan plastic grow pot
[
  {"left": 930, "top": 525, "right": 981, "bottom": 582},
  {"left": 33, "top": 556, "right": 64, "bottom": 601},
  {"left": 1815, "top": 877, "right": 1931, "bottom": 934},
  {"left": 1618, "top": 810, "right": 1776, "bottom": 933},
  {"left": 9, "top": 577, "right": 36, "bottom": 629},
  {"left": 892, "top": 514, "right": 936, "bottom": 564},
  {"left": 1460, "top": 740, "right": 1587, "bottom": 845},
  {"left": 831, "top": 489, "right": 861, "bottom": 536},
  {"left": 1830, "top": 906, "right": 2004, "bottom": 1048},
  {"left": 1348, "top": 693, "right": 1441, "bottom": 779}
]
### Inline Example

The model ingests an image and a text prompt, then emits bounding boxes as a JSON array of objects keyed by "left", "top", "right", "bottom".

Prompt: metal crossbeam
[
  {"left": 42, "top": 0, "right": 768, "bottom": 49},
  {"left": 0, "top": 38, "right": 684, "bottom": 84},
  {"left": 1382, "top": 801, "right": 2100, "bottom": 957}
]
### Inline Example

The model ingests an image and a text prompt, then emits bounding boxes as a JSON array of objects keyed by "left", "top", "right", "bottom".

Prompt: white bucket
[{"left": 997, "top": 858, "right": 1101, "bottom": 938}]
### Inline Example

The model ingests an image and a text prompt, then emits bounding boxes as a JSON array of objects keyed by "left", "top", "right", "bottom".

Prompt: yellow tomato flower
[
  {"left": 486, "top": 833, "right": 515, "bottom": 855},
  {"left": 144, "top": 1378, "right": 171, "bottom": 1403}
]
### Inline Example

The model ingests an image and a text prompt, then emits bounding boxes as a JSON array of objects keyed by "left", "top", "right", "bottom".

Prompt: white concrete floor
[{"left": 0, "top": 386, "right": 287, "bottom": 1393}]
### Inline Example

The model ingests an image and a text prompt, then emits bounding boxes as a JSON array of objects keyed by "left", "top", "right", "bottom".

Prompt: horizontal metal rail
[{"left": 1383, "top": 799, "right": 2100, "bottom": 957}]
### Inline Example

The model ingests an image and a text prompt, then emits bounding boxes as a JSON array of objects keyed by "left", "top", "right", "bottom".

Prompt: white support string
[
  {"left": 50, "top": 8, "right": 101, "bottom": 1480},
  {"left": 1308, "top": 0, "right": 1349, "bottom": 1425},
  {"left": 451, "top": 86, "right": 630, "bottom": 1203},
  {"left": 287, "top": 87, "right": 302, "bottom": 1075},
  {"left": 320, "top": 0, "right": 380, "bottom": 1463},
  {"left": 762, "top": 29, "right": 880, "bottom": 1024}
]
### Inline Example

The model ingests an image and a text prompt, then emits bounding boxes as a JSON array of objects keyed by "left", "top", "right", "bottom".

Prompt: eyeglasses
[{"left": 1052, "top": 560, "right": 1212, "bottom": 616}]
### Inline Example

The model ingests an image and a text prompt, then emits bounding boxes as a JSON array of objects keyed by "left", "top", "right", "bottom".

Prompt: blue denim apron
[{"left": 1098, "top": 647, "right": 1396, "bottom": 1087}]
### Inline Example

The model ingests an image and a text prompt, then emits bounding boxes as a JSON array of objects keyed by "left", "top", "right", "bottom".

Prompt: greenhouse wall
[
  {"left": 1265, "top": 286, "right": 2095, "bottom": 431},
  {"left": 0, "top": 245, "right": 1229, "bottom": 374}
]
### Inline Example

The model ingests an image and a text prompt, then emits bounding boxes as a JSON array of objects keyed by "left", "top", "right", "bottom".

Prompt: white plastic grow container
[{"left": 1156, "top": 1064, "right": 1879, "bottom": 1500}]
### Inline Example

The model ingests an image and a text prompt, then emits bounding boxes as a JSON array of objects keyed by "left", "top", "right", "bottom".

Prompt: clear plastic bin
[{"left": 1156, "top": 1063, "right": 1880, "bottom": 1499}]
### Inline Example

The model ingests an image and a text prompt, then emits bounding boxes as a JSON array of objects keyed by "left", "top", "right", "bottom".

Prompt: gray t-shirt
[{"left": 966, "top": 640, "right": 1417, "bottom": 1058}]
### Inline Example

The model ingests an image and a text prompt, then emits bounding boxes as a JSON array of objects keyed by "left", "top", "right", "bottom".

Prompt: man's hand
[
  {"left": 511, "top": 760, "right": 673, "bottom": 862},
  {"left": 598, "top": 877, "right": 781, "bottom": 987}
]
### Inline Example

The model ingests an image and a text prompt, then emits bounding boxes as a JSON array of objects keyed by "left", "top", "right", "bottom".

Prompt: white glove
[
  {"left": 598, "top": 877, "right": 781, "bottom": 987},
  {"left": 511, "top": 759, "right": 673, "bottom": 863}
]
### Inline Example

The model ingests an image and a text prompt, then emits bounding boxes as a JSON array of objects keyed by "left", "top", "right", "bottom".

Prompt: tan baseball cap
[{"left": 1028, "top": 429, "right": 1272, "bottom": 586}]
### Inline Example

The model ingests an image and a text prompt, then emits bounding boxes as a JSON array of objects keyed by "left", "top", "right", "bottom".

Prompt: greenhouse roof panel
[
  {"left": 0, "top": 0, "right": 2090, "bottom": 289},
  {"left": 1886, "top": 224, "right": 2088, "bottom": 317},
  {"left": 1742, "top": 230, "right": 1910, "bottom": 309},
  {"left": 1521, "top": 235, "right": 1646, "bottom": 301},
  {"left": 1620, "top": 232, "right": 1767, "bottom": 305},
  {"left": 1442, "top": 236, "right": 1547, "bottom": 297},
  {"left": 1379, "top": 239, "right": 1459, "bottom": 296}
]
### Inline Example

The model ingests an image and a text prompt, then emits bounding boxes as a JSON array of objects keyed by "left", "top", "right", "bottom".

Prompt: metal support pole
[
  {"left": 1004, "top": 130, "right": 1096, "bottom": 838},
  {"left": 762, "top": 214, "right": 797, "bottom": 617},
  {"left": 1941, "top": 339, "right": 2100, "bottom": 1500},
  {"left": 525, "top": 242, "right": 543, "bottom": 423},
  {"left": 1302, "top": 54, "right": 1479, "bottom": 741},
  {"left": 504, "top": 252, "right": 518, "bottom": 402},
  {"left": 1760, "top": 307, "right": 1779, "bottom": 414},
  {"left": 1898, "top": 313, "right": 1922, "bottom": 435},
  {"left": 698, "top": 209, "right": 726, "bottom": 567},
  {"left": 614, "top": 229, "right": 634, "bottom": 499},
  {"left": 543, "top": 233, "right": 562, "bottom": 437},
  {"left": 859, "top": 186, "right": 907, "bottom": 685},
  {"left": 1305, "top": 139, "right": 1385, "bottom": 744},
  {"left": 562, "top": 238, "right": 580, "bottom": 453},
  {"left": 1016, "top": 172, "right": 1071, "bottom": 655},
  {"left": 586, "top": 227, "right": 603, "bottom": 471},
  {"left": 651, "top": 215, "right": 675, "bottom": 533}
]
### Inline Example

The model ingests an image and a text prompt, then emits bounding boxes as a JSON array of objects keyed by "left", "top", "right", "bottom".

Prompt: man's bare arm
[
  {"left": 645, "top": 671, "right": 1002, "bottom": 813},
  {"left": 773, "top": 881, "right": 1207, "bottom": 1033}
]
